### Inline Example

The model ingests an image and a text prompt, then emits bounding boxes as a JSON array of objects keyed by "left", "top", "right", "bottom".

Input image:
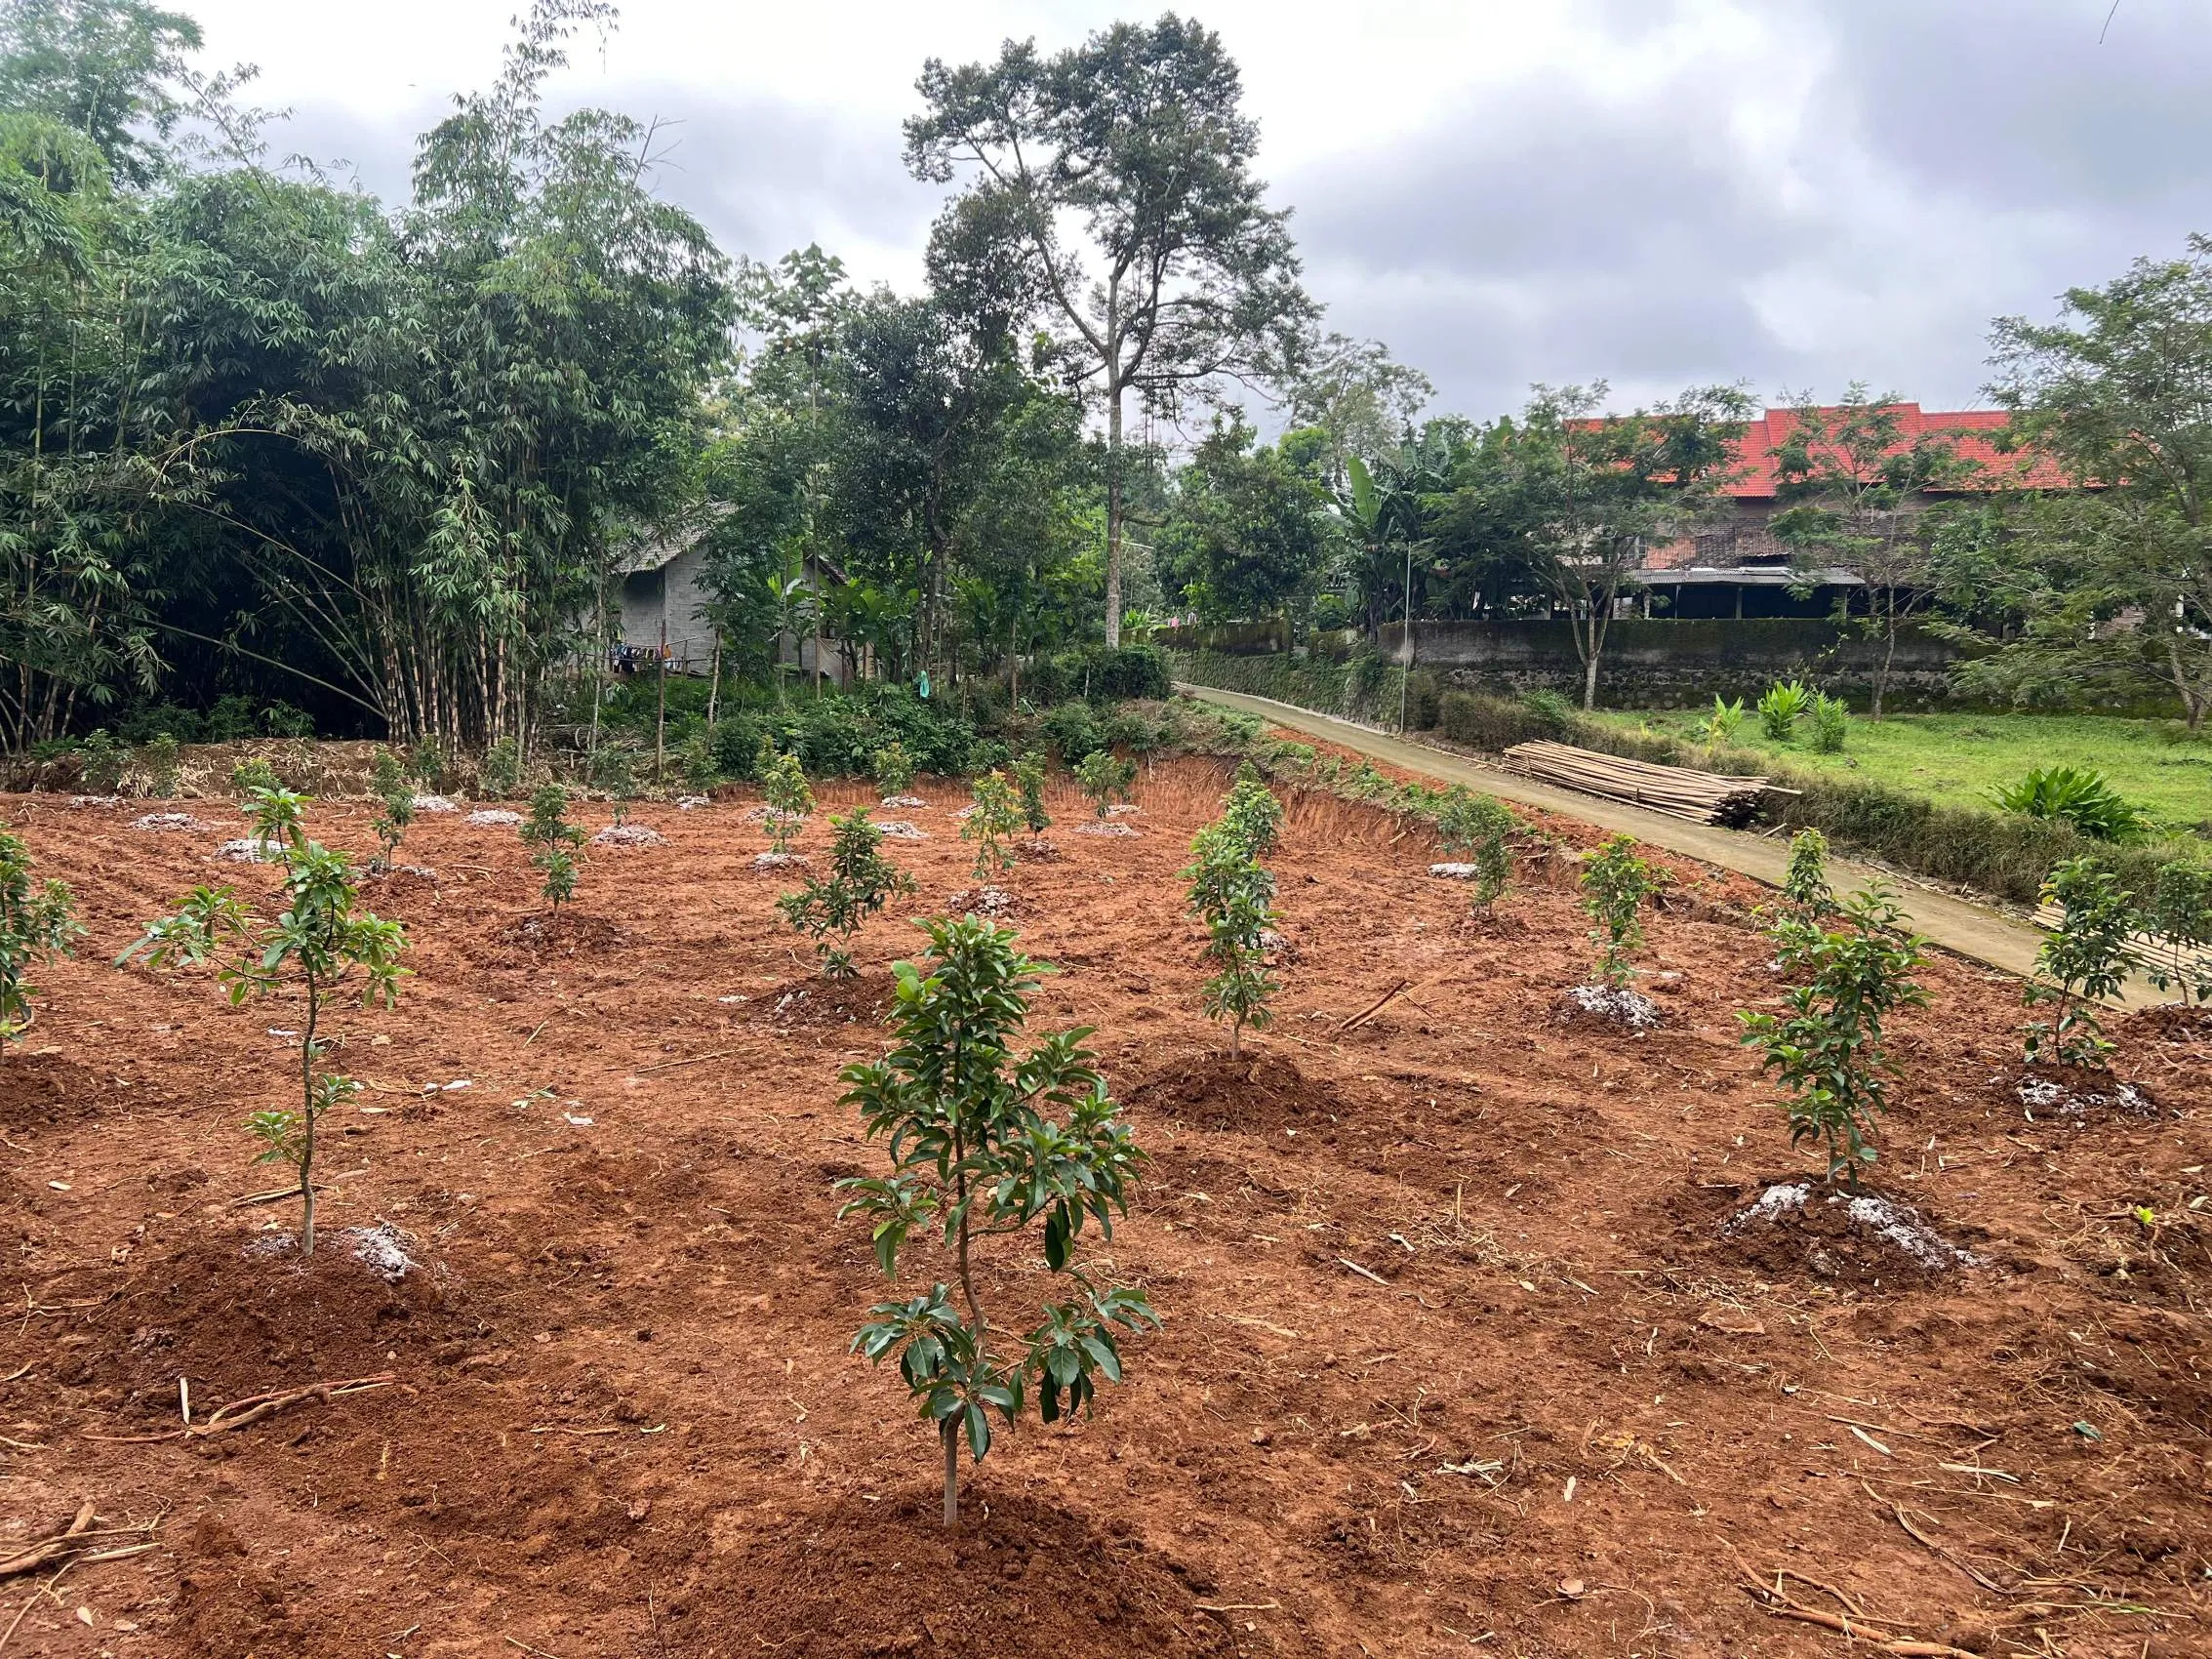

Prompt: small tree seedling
[
  {"left": 960, "top": 772, "right": 1022, "bottom": 880},
  {"left": 1012, "top": 751, "right": 1052, "bottom": 836},
  {"left": 1580, "top": 834, "right": 1665, "bottom": 988},
  {"left": 407, "top": 737, "right": 444, "bottom": 792},
  {"left": 1073, "top": 749, "right": 1136, "bottom": 819},
  {"left": 2145, "top": 861, "right": 2212, "bottom": 1005},
  {"left": 2024, "top": 856, "right": 2136, "bottom": 1069},
  {"left": 872, "top": 741, "right": 916, "bottom": 801},
  {"left": 521, "top": 784, "right": 584, "bottom": 909},
  {"left": 592, "top": 745, "right": 638, "bottom": 827},
  {"left": 77, "top": 730, "right": 125, "bottom": 793},
  {"left": 119, "top": 789, "right": 406, "bottom": 1255},
  {"left": 369, "top": 750, "right": 414, "bottom": 873},
  {"left": 1738, "top": 884, "right": 1930, "bottom": 1190},
  {"left": 230, "top": 756, "right": 280, "bottom": 797},
  {"left": 1433, "top": 786, "right": 1514, "bottom": 910},
  {"left": 141, "top": 733, "right": 181, "bottom": 797},
  {"left": 837, "top": 916, "right": 1156, "bottom": 1528},
  {"left": 1219, "top": 762, "right": 1284, "bottom": 861},
  {"left": 0, "top": 829, "right": 85, "bottom": 1058},
  {"left": 1183, "top": 820, "right": 1277, "bottom": 1059},
  {"left": 778, "top": 809, "right": 915, "bottom": 977},
  {"left": 760, "top": 747, "right": 815, "bottom": 855}
]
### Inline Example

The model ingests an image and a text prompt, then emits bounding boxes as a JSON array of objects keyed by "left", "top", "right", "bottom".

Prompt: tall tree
[
  {"left": 1158, "top": 416, "right": 1333, "bottom": 624},
  {"left": 1505, "top": 384, "right": 1750, "bottom": 710},
  {"left": 1768, "top": 387, "right": 1975, "bottom": 718},
  {"left": 1982, "top": 237, "right": 2212, "bottom": 728},
  {"left": 1284, "top": 333, "right": 1433, "bottom": 491},
  {"left": 0, "top": 0, "right": 200, "bottom": 188},
  {"left": 905, "top": 16, "right": 1315, "bottom": 647}
]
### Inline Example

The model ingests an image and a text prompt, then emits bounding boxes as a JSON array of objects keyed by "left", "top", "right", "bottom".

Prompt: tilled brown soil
[{"left": 1, "top": 754, "right": 2208, "bottom": 1658}]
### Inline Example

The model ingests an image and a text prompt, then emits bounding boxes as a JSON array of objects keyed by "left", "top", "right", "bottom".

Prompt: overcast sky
[{"left": 180, "top": 0, "right": 2212, "bottom": 423}]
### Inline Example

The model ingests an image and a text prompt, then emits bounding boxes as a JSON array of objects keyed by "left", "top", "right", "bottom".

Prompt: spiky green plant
[{"left": 1756, "top": 681, "right": 1812, "bottom": 742}]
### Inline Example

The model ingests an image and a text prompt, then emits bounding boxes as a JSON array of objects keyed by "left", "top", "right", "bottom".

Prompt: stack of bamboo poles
[{"left": 1502, "top": 741, "right": 1778, "bottom": 827}]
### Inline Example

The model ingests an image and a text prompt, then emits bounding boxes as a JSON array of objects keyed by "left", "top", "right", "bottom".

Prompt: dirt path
[{"left": 1182, "top": 682, "right": 2162, "bottom": 1006}]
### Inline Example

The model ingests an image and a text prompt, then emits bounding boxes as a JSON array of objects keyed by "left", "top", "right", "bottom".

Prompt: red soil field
[{"left": 0, "top": 752, "right": 2206, "bottom": 1658}]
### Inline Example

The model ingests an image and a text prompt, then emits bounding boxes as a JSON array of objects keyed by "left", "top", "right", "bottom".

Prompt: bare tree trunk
[
  {"left": 300, "top": 972, "right": 319, "bottom": 1259},
  {"left": 655, "top": 621, "right": 668, "bottom": 787},
  {"left": 1105, "top": 377, "right": 1124, "bottom": 649},
  {"left": 942, "top": 1417, "right": 960, "bottom": 1527},
  {"left": 706, "top": 632, "right": 722, "bottom": 726}
]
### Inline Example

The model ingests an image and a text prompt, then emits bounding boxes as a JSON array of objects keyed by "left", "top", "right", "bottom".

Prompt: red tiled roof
[{"left": 1721, "top": 404, "right": 2066, "bottom": 497}]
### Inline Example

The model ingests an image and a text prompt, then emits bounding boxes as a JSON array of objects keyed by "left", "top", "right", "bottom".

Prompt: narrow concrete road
[{"left": 1182, "top": 682, "right": 2156, "bottom": 1006}]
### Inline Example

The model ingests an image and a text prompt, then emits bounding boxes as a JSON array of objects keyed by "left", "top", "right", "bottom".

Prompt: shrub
[
  {"left": 1738, "top": 885, "right": 1930, "bottom": 1190},
  {"left": 369, "top": 750, "right": 414, "bottom": 872},
  {"left": 1521, "top": 689, "right": 1576, "bottom": 735},
  {"left": 230, "top": 756, "right": 280, "bottom": 797},
  {"left": 2024, "top": 857, "right": 2136, "bottom": 1068},
  {"left": 0, "top": 828, "right": 84, "bottom": 1054},
  {"left": 591, "top": 745, "right": 638, "bottom": 826},
  {"left": 77, "top": 730, "right": 125, "bottom": 792},
  {"left": 677, "top": 730, "right": 718, "bottom": 789},
  {"left": 521, "top": 784, "right": 583, "bottom": 908},
  {"left": 118, "top": 789, "right": 406, "bottom": 1256},
  {"left": 1992, "top": 766, "right": 2151, "bottom": 844},
  {"left": 1808, "top": 693, "right": 1849, "bottom": 753},
  {"left": 1040, "top": 702, "right": 1105, "bottom": 766},
  {"left": 1012, "top": 751, "right": 1051, "bottom": 834},
  {"left": 1701, "top": 696, "right": 1748, "bottom": 745},
  {"left": 837, "top": 917, "right": 1155, "bottom": 1526},
  {"left": 479, "top": 737, "right": 523, "bottom": 798},
  {"left": 1026, "top": 643, "right": 1171, "bottom": 705},
  {"left": 1184, "top": 819, "right": 1278, "bottom": 1059},
  {"left": 1434, "top": 787, "right": 1516, "bottom": 909},
  {"left": 760, "top": 749, "right": 816, "bottom": 855},
  {"left": 2144, "top": 861, "right": 2212, "bottom": 1005},
  {"left": 1436, "top": 691, "right": 1550, "bottom": 752},
  {"left": 1074, "top": 749, "right": 1136, "bottom": 818},
  {"left": 1580, "top": 834, "right": 1665, "bottom": 988},
  {"left": 1757, "top": 681, "right": 1812, "bottom": 742},
  {"left": 960, "top": 772, "right": 1022, "bottom": 880},
  {"left": 873, "top": 740, "right": 916, "bottom": 799},
  {"left": 777, "top": 810, "right": 915, "bottom": 977},
  {"left": 407, "top": 738, "right": 444, "bottom": 790},
  {"left": 141, "top": 733, "right": 181, "bottom": 797},
  {"left": 709, "top": 713, "right": 767, "bottom": 781}
]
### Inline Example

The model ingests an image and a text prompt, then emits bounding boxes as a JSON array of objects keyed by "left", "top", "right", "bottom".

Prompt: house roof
[
  {"left": 1635, "top": 565, "right": 1863, "bottom": 588},
  {"left": 1722, "top": 404, "right": 2069, "bottom": 498}
]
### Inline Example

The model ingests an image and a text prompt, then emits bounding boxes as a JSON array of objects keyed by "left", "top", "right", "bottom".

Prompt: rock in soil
[
  {"left": 1073, "top": 820, "right": 1141, "bottom": 837},
  {"left": 465, "top": 808, "right": 522, "bottom": 826},
  {"left": 945, "top": 884, "right": 1019, "bottom": 918},
  {"left": 592, "top": 823, "right": 667, "bottom": 847},
  {"left": 874, "top": 820, "right": 930, "bottom": 840},
  {"left": 880, "top": 794, "right": 927, "bottom": 809},
  {"left": 131, "top": 812, "right": 215, "bottom": 832},
  {"left": 411, "top": 793, "right": 458, "bottom": 813}
]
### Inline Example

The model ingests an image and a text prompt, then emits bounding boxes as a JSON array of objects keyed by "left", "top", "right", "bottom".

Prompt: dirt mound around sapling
[
  {"left": 945, "top": 883, "right": 1020, "bottom": 918},
  {"left": 691, "top": 1491, "right": 1246, "bottom": 1659},
  {"left": 50, "top": 1230, "right": 463, "bottom": 1419},
  {"left": 1556, "top": 984, "right": 1661, "bottom": 1029},
  {"left": 491, "top": 910, "right": 628, "bottom": 955},
  {"left": 1126, "top": 1051, "right": 1345, "bottom": 1137},
  {"left": 2009, "top": 1065, "right": 2161, "bottom": 1123},
  {"left": 1689, "top": 1177, "right": 1982, "bottom": 1288},
  {"left": 0, "top": 1049, "right": 107, "bottom": 1128},
  {"left": 751, "top": 972, "right": 896, "bottom": 1031}
]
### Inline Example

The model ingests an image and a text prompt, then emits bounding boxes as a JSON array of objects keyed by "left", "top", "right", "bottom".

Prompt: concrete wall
[{"left": 1378, "top": 618, "right": 1964, "bottom": 709}]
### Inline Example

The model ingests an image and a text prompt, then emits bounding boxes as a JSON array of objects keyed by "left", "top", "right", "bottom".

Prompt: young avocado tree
[
  {"left": 231, "top": 756, "right": 280, "bottom": 797},
  {"left": 1219, "top": 762, "right": 1284, "bottom": 860},
  {"left": 1012, "top": 751, "right": 1052, "bottom": 836},
  {"left": 1781, "top": 829, "right": 1834, "bottom": 918},
  {"left": 0, "top": 829, "right": 84, "bottom": 1058},
  {"left": 369, "top": 750, "right": 415, "bottom": 873},
  {"left": 119, "top": 789, "right": 406, "bottom": 1255},
  {"left": 1433, "top": 786, "right": 1514, "bottom": 910},
  {"left": 1074, "top": 749, "right": 1136, "bottom": 819},
  {"left": 1738, "top": 884, "right": 1930, "bottom": 1190},
  {"left": 778, "top": 810, "right": 915, "bottom": 977},
  {"left": 592, "top": 745, "right": 639, "bottom": 827},
  {"left": 1580, "top": 834, "right": 1665, "bottom": 987},
  {"left": 873, "top": 741, "right": 917, "bottom": 801},
  {"left": 1183, "top": 820, "right": 1277, "bottom": 1059},
  {"left": 837, "top": 917, "right": 1156, "bottom": 1527},
  {"left": 761, "top": 749, "right": 816, "bottom": 856},
  {"left": 521, "top": 785, "right": 583, "bottom": 909},
  {"left": 2024, "top": 857, "right": 2136, "bottom": 1068},
  {"left": 960, "top": 772, "right": 1022, "bottom": 880},
  {"left": 2145, "top": 861, "right": 2212, "bottom": 1005}
]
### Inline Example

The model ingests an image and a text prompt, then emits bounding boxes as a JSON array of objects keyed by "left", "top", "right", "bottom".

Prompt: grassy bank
[{"left": 1584, "top": 709, "right": 2212, "bottom": 833}]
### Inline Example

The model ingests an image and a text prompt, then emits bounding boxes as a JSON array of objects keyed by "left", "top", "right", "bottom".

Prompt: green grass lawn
[{"left": 1588, "top": 708, "right": 2212, "bottom": 831}]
